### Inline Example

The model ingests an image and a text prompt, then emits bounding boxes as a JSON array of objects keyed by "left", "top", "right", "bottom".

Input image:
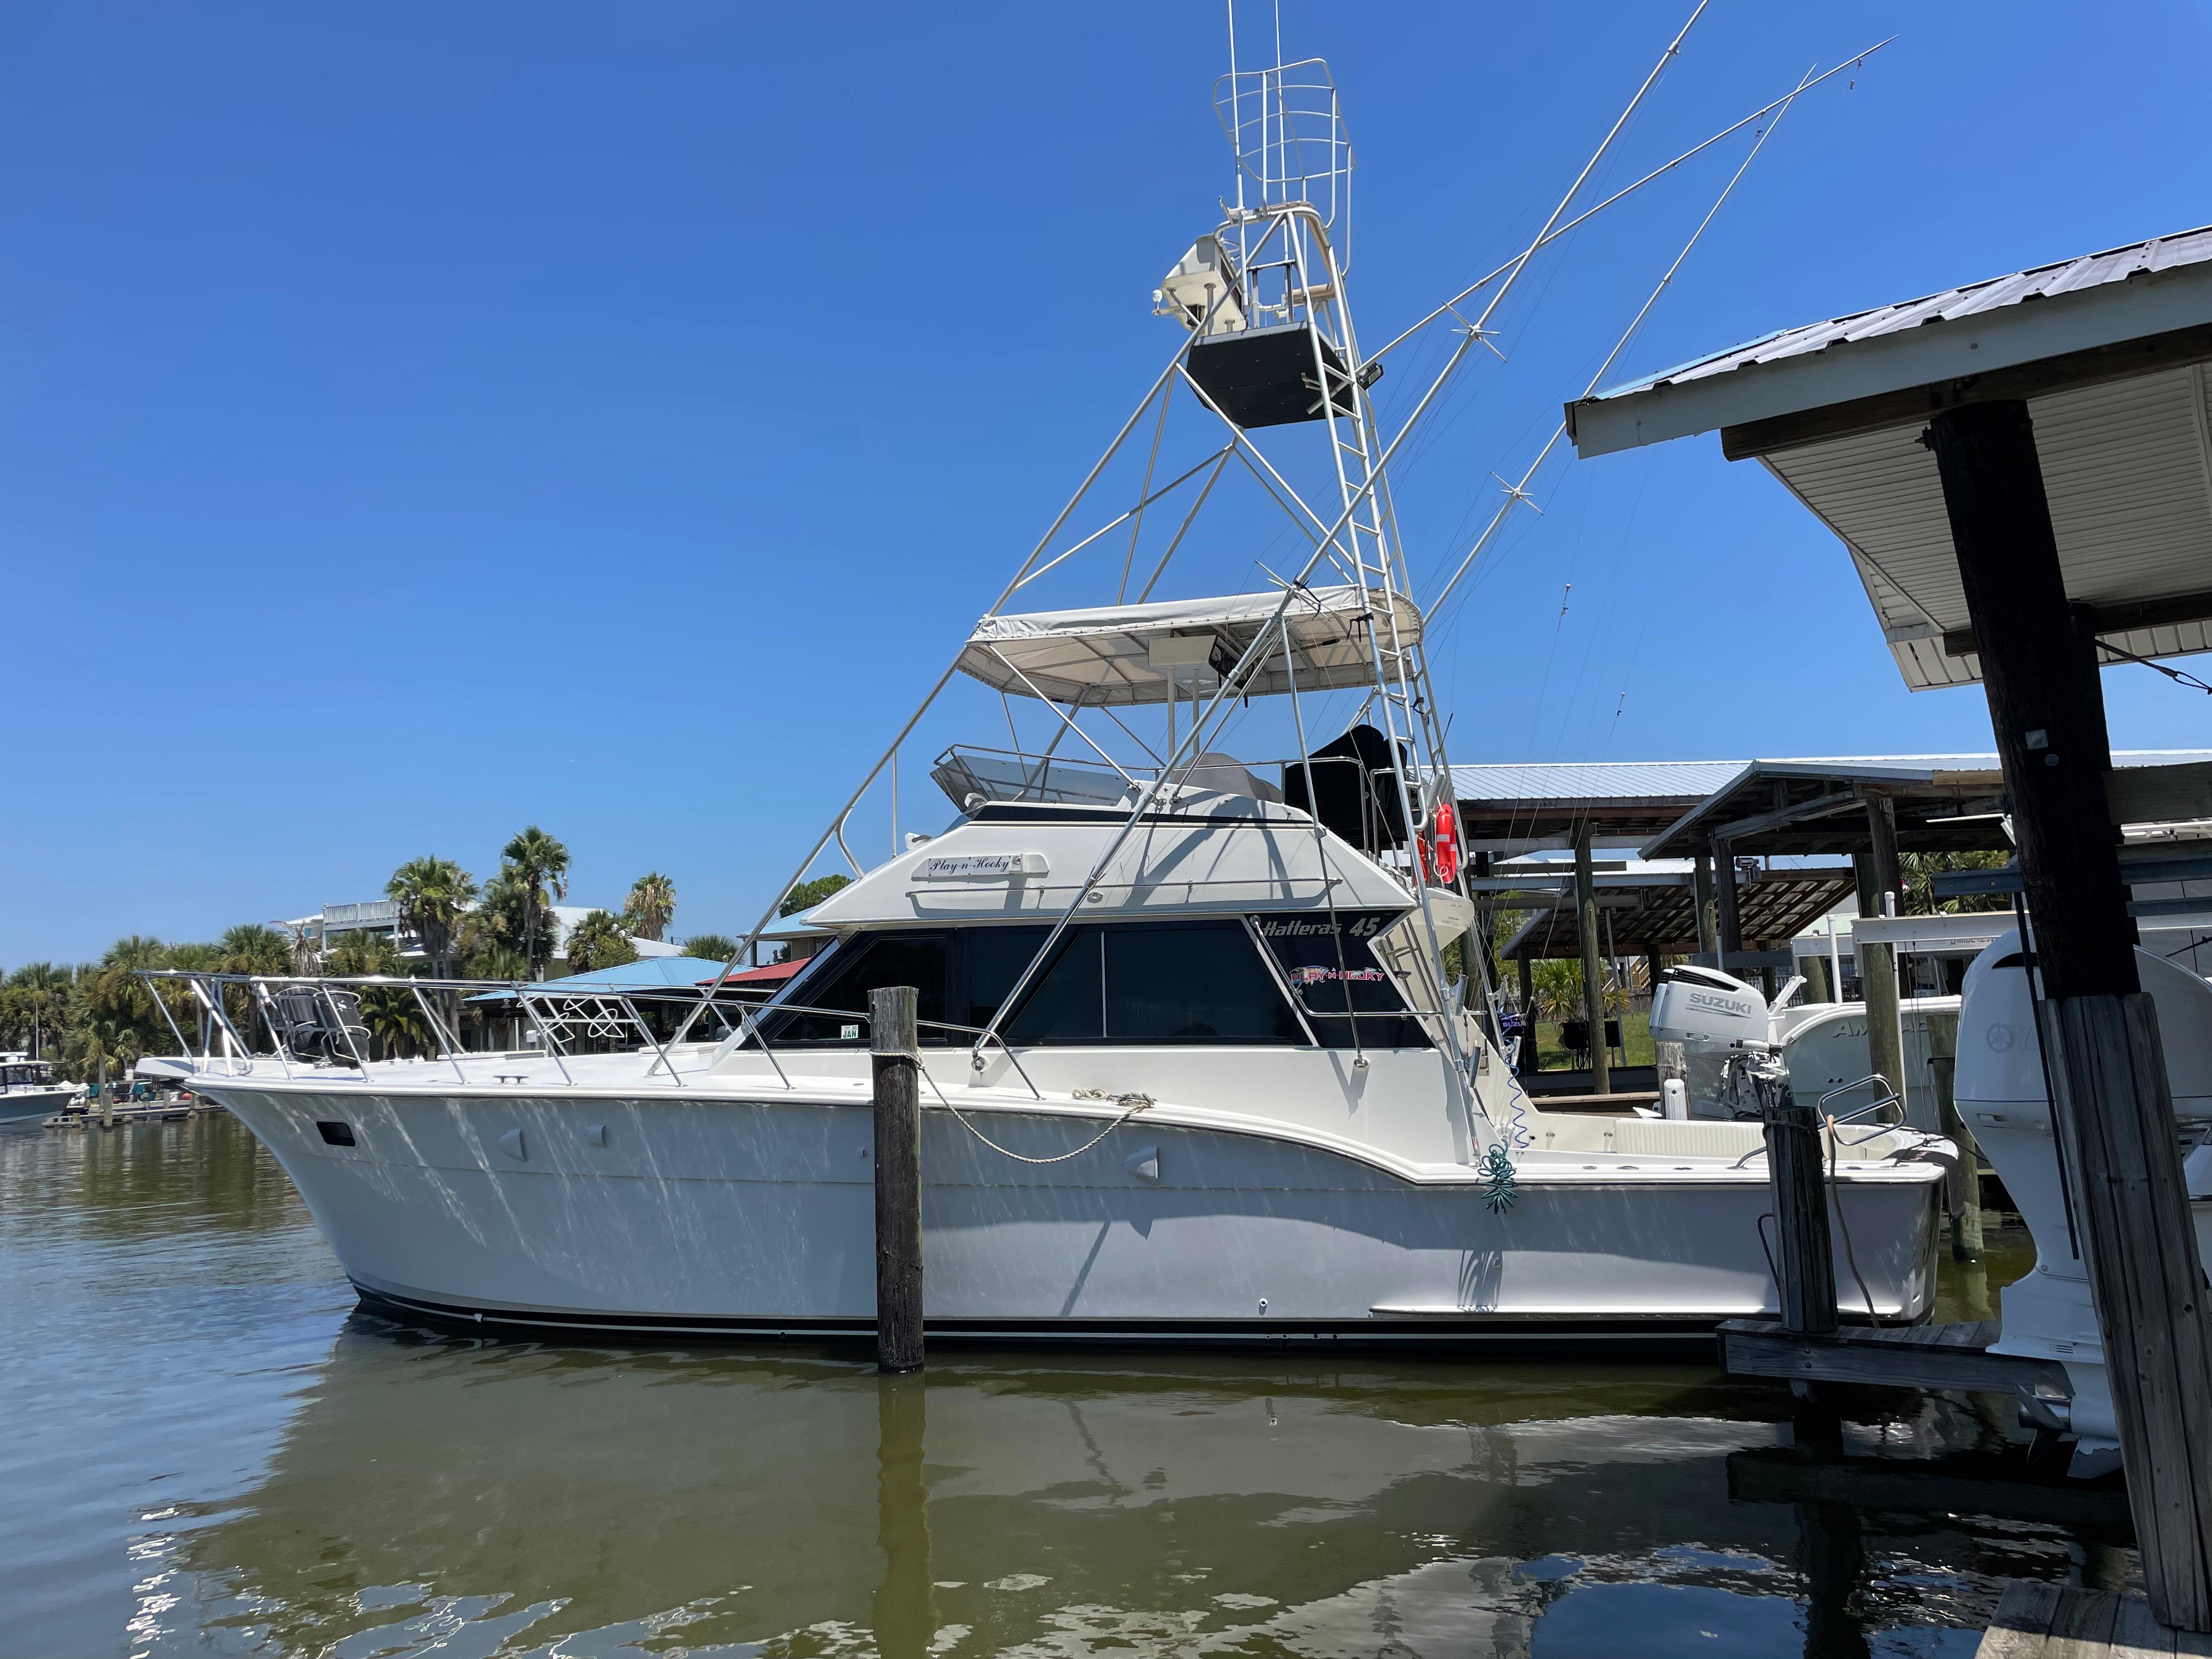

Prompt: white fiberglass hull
[
  {"left": 0, "top": 1086, "right": 77, "bottom": 1123},
  {"left": 199, "top": 1069, "right": 1946, "bottom": 1345}
]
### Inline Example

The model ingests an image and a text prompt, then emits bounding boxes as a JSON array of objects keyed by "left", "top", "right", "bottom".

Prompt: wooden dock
[
  {"left": 1718, "top": 1317, "right": 2071, "bottom": 1406},
  {"left": 1977, "top": 1583, "right": 2209, "bottom": 1657}
]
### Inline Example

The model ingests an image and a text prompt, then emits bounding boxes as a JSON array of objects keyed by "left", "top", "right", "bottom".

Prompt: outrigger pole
[{"left": 1426, "top": 60, "right": 1824, "bottom": 624}]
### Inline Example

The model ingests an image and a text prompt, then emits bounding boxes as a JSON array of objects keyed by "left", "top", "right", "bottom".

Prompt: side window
[
  {"left": 1252, "top": 911, "right": 1431, "bottom": 1049},
  {"left": 999, "top": 928, "right": 1106, "bottom": 1045},
  {"left": 1103, "top": 922, "right": 1304, "bottom": 1043},
  {"left": 764, "top": 933, "right": 951, "bottom": 1045}
]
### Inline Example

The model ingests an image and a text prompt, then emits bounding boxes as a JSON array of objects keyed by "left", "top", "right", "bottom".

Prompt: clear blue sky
[{"left": 7, "top": 1, "right": 2209, "bottom": 963}]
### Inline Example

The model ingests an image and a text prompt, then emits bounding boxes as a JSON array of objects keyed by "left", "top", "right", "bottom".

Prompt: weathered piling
[
  {"left": 1573, "top": 820, "right": 1611, "bottom": 1094},
  {"left": 1926, "top": 1008, "right": 1983, "bottom": 1262},
  {"left": 869, "top": 985, "right": 924, "bottom": 1373},
  {"left": 1930, "top": 397, "right": 2212, "bottom": 1628},
  {"left": 1759, "top": 1066, "right": 1838, "bottom": 1336}
]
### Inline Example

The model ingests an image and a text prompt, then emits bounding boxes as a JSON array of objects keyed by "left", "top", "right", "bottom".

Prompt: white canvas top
[{"left": 957, "top": 586, "right": 1422, "bottom": 707}]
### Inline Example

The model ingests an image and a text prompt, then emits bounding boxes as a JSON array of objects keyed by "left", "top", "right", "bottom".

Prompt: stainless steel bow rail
[{"left": 129, "top": 969, "right": 1041, "bottom": 1097}]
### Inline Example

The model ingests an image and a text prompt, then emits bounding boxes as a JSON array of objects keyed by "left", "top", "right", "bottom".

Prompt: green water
[{"left": 0, "top": 1115, "right": 2131, "bottom": 1658}]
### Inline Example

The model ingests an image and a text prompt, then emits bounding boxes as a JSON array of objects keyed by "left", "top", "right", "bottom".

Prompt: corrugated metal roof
[
  {"left": 1603, "top": 224, "right": 2212, "bottom": 398},
  {"left": 1447, "top": 760, "right": 1748, "bottom": 804},
  {"left": 1768, "top": 364, "right": 2212, "bottom": 688}
]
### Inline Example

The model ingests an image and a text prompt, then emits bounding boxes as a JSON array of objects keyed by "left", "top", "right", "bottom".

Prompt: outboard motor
[
  {"left": 1956, "top": 931, "right": 2212, "bottom": 1470},
  {"left": 1649, "top": 965, "right": 1771, "bottom": 1117},
  {"left": 268, "top": 986, "right": 370, "bottom": 1066}
]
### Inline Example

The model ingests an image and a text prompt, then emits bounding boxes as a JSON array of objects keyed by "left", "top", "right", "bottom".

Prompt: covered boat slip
[{"left": 1566, "top": 224, "right": 2212, "bottom": 1625}]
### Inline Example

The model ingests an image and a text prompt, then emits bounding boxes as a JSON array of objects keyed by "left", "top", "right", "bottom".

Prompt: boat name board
[{"left": 915, "top": 852, "right": 1050, "bottom": 881}]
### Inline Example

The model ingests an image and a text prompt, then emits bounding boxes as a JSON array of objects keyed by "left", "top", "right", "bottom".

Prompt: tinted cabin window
[
  {"left": 766, "top": 933, "right": 952, "bottom": 1045},
  {"left": 1105, "top": 922, "right": 1305, "bottom": 1043},
  {"left": 1252, "top": 911, "right": 1431, "bottom": 1049},
  {"left": 763, "top": 922, "right": 1306, "bottom": 1048},
  {"left": 969, "top": 926, "right": 1105, "bottom": 1044}
]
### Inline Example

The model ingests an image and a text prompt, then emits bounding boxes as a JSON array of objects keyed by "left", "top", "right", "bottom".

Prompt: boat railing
[{"left": 130, "top": 969, "right": 1015, "bottom": 1097}]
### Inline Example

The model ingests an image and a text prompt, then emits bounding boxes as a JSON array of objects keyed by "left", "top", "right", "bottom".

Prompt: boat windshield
[{"left": 755, "top": 917, "right": 1427, "bottom": 1049}]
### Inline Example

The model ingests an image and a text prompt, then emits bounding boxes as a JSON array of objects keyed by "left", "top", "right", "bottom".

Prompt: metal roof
[
  {"left": 1593, "top": 225, "right": 2212, "bottom": 404},
  {"left": 1563, "top": 223, "right": 2212, "bottom": 692},
  {"left": 1638, "top": 751, "right": 2212, "bottom": 861},
  {"left": 1487, "top": 862, "right": 1855, "bottom": 960},
  {"left": 1448, "top": 761, "right": 1748, "bottom": 804},
  {"left": 465, "top": 954, "right": 730, "bottom": 1003}
]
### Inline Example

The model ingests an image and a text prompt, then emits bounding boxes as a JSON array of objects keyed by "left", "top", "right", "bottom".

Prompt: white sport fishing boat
[
  {"left": 0, "top": 1053, "right": 81, "bottom": 1123},
  {"left": 158, "top": 30, "right": 1950, "bottom": 1343}
]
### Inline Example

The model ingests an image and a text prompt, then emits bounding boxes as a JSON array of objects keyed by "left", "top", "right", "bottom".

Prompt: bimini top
[{"left": 957, "top": 586, "right": 1421, "bottom": 707}]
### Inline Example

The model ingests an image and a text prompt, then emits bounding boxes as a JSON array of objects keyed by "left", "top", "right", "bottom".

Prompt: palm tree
[
  {"left": 681, "top": 933, "right": 739, "bottom": 962},
  {"left": 622, "top": 873, "right": 676, "bottom": 943},
  {"left": 564, "top": 910, "right": 638, "bottom": 976},
  {"left": 386, "top": 856, "right": 478, "bottom": 1024},
  {"left": 1900, "top": 850, "right": 2012, "bottom": 916},
  {"left": 500, "top": 827, "right": 571, "bottom": 979},
  {"left": 5, "top": 962, "right": 70, "bottom": 1059}
]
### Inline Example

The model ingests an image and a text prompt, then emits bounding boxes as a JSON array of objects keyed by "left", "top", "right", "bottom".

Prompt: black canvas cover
[{"left": 1282, "top": 724, "right": 1412, "bottom": 854}]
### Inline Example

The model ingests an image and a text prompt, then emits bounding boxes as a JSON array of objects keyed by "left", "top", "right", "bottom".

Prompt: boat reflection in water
[{"left": 167, "top": 1311, "right": 2127, "bottom": 1658}]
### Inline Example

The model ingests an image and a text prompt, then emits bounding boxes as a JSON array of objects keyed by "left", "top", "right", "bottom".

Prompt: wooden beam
[
  {"left": 1940, "top": 585, "right": 2212, "bottom": 659},
  {"left": 1928, "top": 397, "right": 2212, "bottom": 1632},
  {"left": 1720, "top": 321, "right": 2212, "bottom": 461}
]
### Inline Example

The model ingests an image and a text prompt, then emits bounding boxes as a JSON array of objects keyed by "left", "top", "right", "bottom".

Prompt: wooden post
[
  {"left": 1925, "top": 1007, "right": 1983, "bottom": 1262},
  {"left": 1803, "top": 953, "right": 1834, "bottom": 1004},
  {"left": 1761, "top": 1068, "right": 1838, "bottom": 1336},
  {"left": 1574, "top": 820, "right": 1610, "bottom": 1094},
  {"left": 870, "top": 985, "right": 924, "bottom": 1373},
  {"left": 1928, "top": 398, "right": 2212, "bottom": 1629},
  {"left": 1857, "top": 795, "right": 1909, "bottom": 1119},
  {"left": 1692, "top": 851, "right": 1718, "bottom": 956},
  {"left": 1713, "top": 843, "right": 1743, "bottom": 970}
]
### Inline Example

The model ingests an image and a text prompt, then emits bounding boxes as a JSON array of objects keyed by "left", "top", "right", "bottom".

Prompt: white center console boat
[{"left": 0, "top": 1054, "right": 81, "bottom": 1124}]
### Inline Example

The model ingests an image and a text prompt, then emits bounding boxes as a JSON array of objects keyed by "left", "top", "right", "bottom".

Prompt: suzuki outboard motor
[
  {"left": 1956, "top": 931, "right": 2212, "bottom": 1470},
  {"left": 1649, "top": 965, "right": 1770, "bottom": 1117}
]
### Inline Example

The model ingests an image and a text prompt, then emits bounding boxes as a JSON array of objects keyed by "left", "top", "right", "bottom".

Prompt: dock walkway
[
  {"left": 1718, "top": 1317, "right": 2069, "bottom": 1406},
  {"left": 1977, "top": 1583, "right": 2209, "bottom": 1657}
]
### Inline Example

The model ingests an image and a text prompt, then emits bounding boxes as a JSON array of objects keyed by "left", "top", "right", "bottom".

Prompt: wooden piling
[
  {"left": 1573, "top": 821, "right": 1611, "bottom": 1094},
  {"left": 869, "top": 985, "right": 925, "bottom": 1373},
  {"left": 1713, "top": 842, "right": 1743, "bottom": 969},
  {"left": 1515, "top": 955, "right": 1536, "bottom": 1074},
  {"left": 1760, "top": 1070, "right": 1838, "bottom": 1336},
  {"left": 1926, "top": 1008, "right": 1984, "bottom": 1262},
  {"left": 1853, "top": 812, "right": 1910, "bottom": 1123},
  {"left": 1929, "top": 397, "right": 2212, "bottom": 1630}
]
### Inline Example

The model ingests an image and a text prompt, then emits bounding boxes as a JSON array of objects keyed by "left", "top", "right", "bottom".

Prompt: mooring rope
[{"left": 918, "top": 1067, "right": 1155, "bottom": 1165}]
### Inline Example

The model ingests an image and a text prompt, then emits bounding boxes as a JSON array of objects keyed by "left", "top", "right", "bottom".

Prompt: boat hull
[
  {"left": 0, "top": 1086, "right": 77, "bottom": 1123},
  {"left": 203, "top": 1080, "right": 1944, "bottom": 1345}
]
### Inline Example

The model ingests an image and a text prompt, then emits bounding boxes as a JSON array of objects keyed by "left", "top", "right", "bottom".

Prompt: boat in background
[{"left": 0, "top": 1054, "right": 83, "bottom": 1124}]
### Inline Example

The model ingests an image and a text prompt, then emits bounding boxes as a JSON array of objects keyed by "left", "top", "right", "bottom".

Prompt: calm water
[{"left": 0, "top": 1115, "right": 2135, "bottom": 1659}]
